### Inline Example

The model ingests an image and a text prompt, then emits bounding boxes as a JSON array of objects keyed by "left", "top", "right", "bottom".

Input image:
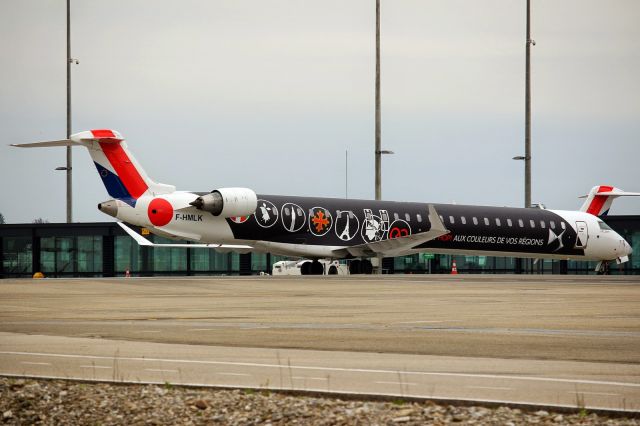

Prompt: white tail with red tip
[{"left": 579, "top": 185, "right": 640, "bottom": 217}]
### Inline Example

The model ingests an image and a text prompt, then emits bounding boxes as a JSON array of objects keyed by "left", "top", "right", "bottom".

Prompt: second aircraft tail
[{"left": 579, "top": 185, "right": 640, "bottom": 217}]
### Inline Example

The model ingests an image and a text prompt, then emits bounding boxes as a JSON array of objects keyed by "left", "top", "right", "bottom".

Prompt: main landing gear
[
  {"left": 348, "top": 259, "right": 373, "bottom": 275},
  {"left": 300, "top": 260, "right": 325, "bottom": 275}
]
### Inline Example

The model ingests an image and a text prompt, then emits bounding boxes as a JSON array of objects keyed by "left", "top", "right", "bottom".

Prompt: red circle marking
[{"left": 147, "top": 198, "right": 173, "bottom": 226}]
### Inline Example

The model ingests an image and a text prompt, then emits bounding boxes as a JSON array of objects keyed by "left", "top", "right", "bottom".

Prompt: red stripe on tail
[
  {"left": 91, "top": 129, "right": 116, "bottom": 138},
  {"left": 99, "top": 141, "right": 148, "bottom": 198},
  {"left": 586, "top": 185, "right": 614, "bottom": 216}
]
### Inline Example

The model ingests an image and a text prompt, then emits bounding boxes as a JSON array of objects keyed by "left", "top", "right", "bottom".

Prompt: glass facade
[
  {"left": 1, "top": 217, "right": 639, "bottom": 278},
  {"left": 2, "top": 236, "right": 32, "bottom": 277},
  {"left": 39, "top": 236, "right": 103, "bottom": 277}
]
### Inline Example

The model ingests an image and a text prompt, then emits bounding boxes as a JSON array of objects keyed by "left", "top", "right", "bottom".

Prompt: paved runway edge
[
  {"left": 2, "top": 372, "right": 640, "bottom": 417},
  {"left": 1, "top": 332, "right": 638, "bottom": 413}
]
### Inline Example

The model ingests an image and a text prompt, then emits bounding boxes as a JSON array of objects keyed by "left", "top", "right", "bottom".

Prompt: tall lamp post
[
  {"left": 514, "top": 0, "right": 535, "bottom": 274},
  {"left": 374, "top": 0, "right": 382, "bottom": 201},
  {"left": 65, "top": 0, "right": 76, "bottom": 223},
  {"left": 514, "top": 0, "right": 535, "bottom": 209},
  {"left": 374, "top": 0, "right": 394, "bottom": 274}
]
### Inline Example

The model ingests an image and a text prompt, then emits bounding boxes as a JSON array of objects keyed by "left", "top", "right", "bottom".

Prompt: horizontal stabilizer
[
  {"left": 585, "top": 191, "right": 640, "bottom": 197},
  {"left": 117, "top": 222, "right": 253, "bottom": 251},
  {"left": 11, "top": 139, "right": 78, "bottom": 148}
]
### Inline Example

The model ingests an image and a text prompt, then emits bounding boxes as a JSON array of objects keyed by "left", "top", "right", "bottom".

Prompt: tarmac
[{"left": 1, "top": 274, "right": 639, "bottom": 411}]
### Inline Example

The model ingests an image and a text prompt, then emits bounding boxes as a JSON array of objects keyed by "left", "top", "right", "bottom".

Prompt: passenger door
[{"left": 574, "top": 221, "right": 588, "bottom": 249}]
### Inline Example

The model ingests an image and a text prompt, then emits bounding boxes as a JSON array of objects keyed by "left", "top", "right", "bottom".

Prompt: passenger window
[
  {"left": 550, "top": 221, "right": 556, "bottom": 229},
  {"left": 561, "top": 222, "right": 566, "bottom": 230},
  {"left": 473, "top": 217, "right": 478, "bottom": 225},
  {"left": 484, "top": 218, "right": 490, "bottom": 226},
  {"left": 417, "top": 214, "right": 423, "bottom": 222},
  {"left": 507, "top": 218, "right": 513, "bottom": 227},
  {"left": 405, "top": 213, "right": 410, "bottom": 222},
  {"left": 449, "top": 216, "right": 455, "bottom": 224},
  {"left": 349, "top": 212, "right": 355, "bottom": 219},
  {"left": 439, "top": 215, "right": 444, "bottom": 222},
  {"left": 518, "top": 219, "right": 524, "bottom": 227},
  {"left": 540, "top": 220, "right": 546, "bottom": 229},
  {"left": 496, "top": 218, "right": 501, "bottom": 226},
  {"left": 530, "top": 220, "right": 536, "bottom": 228},
  {"left": 394, "top": 213, "right": 399, "bottom": 220},
  {"left": 284, "top": 207, "right": 291, "bottom": 216},
  {"left": 461, "top": 216, "right": 467, "bottom": 225}
]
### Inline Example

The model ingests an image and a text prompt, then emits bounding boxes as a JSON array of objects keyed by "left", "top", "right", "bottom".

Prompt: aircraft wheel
[
  {"left": 328, "top": 265, "right": 338, "bottom": 275},
  {"left": 349, "top": 260, "right": 362, "bottom": 275},
  {"left": 361, "top": 259, "right": 373, "bottom": 274},
  {"left": 311, "top": 260, "right": 324, "bottom": 275},
  {"left": 300, "top": 262, "right": 311, "bottom": 275}
]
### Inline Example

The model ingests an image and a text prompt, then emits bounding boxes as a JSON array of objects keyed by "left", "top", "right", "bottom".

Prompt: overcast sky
[{"left": 1, "top": 0, "right": 639, "bottom": 223}]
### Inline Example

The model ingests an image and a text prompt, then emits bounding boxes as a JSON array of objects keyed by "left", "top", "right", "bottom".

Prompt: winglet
[
  {"left": 427, "top": 204, "right": 448, "bottom": 234},
  {"left": 335, "top": 204, "right": 450, "bottom": 258}
]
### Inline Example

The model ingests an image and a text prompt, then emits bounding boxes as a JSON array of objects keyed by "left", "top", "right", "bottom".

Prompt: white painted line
[
  {"left": 466, "top": 386, "right": 513, "bottom": 391},
  {"left": 20, "top": 361, "right": 51, "bottom": 366},
  {"left": 293, "top": 377, "right": 328, "bottom": 381},
  {"left": 375, "top": 381, "right": 418, "bottom": 386},
  {"left": 145, "top": 369, "right": 179, "bottom": 373},
  {"left": 79, "top": 365, "right": 112, "bottom": 369},
  {"left": 2, "top": 351, "right": 639, "bottom": 388},
  {"left": 568, "top": 391, "right": 621, "bottom": 397},
  {"left": 215, "top": 372, "right": 251, "bottom": 377}
]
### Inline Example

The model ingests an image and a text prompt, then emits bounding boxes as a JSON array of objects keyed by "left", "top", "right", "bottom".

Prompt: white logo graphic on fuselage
[
  {"left": 334, "top": 210, "right": 360, "bottom": 241},
  {"left": 281, "top": 203, "right": 306, "bottom": 232},
  {"left": 256, "top": 200, "right": 278, "bottom": 228},
  {"left": 548, "top": 228, "right": 566, "bottom": 252},
  {"left": 362, "top": 209, "right": 389, "bottom": 242}
]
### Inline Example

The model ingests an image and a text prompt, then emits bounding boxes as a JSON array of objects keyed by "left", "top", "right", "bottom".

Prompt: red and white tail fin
[
  {"left": 12, "top": 129, "right": 175, "bottom": 205},
  {"left": 579, "top": 185, "right": 640, "bottom": 217}
]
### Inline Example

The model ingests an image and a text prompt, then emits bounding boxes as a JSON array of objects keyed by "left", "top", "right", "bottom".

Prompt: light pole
[
  {"left": 375, "top": 0, "right": 382, "bottom": 201},
  {"left": 523, "top": 0, "right": 534, "bottom": 209},
  {"left": 514, "top": 0, "right": 535, "bottom": 274},
  {"left": 66, "top": 0, "right": 73, "bottom": 223}
]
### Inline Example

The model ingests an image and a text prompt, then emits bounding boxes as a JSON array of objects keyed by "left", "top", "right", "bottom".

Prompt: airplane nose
[{"left": 625, "top": 240, "right": 633, "bottom": 256}]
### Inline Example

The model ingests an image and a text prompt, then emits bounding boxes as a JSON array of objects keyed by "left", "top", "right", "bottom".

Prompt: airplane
[{"left": 13, "top": 129, "right": 637, "bottom": 275}]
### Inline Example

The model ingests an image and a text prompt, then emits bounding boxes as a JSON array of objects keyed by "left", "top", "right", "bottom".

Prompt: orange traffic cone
[{"left": 451, "top": 260, "right": 458, "bottom": 275}]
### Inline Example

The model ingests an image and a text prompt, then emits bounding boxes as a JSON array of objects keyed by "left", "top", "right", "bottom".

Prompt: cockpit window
[{"left": 598, "top": 221, "right": 613, "bottom": 231}]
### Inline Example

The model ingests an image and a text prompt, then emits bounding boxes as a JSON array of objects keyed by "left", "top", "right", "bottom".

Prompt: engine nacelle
[{"left": 190, "top": 187, "right": 258, "bottom": 217}]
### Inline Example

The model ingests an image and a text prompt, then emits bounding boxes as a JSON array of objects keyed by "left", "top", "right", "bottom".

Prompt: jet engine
[{"left": 189, "top": 188, "right": 258, "bottom": 217}]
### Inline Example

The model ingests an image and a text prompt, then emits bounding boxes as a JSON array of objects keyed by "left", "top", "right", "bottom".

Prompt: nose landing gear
[{"left": 595, "top": 261, "right": 611, "bottom": 275}]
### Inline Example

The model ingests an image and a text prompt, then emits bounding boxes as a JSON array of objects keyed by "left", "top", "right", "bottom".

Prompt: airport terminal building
[{"left": 1, "top": 216, "right": 639, "bottom": 277}]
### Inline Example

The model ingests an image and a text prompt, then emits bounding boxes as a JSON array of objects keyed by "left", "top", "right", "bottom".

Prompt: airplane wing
[
  {"left": 333, "top": 204, "right": 449, "bottom": 258},
  {"left": 117, "top": 222, "right": 253, "bottom": 252}
]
